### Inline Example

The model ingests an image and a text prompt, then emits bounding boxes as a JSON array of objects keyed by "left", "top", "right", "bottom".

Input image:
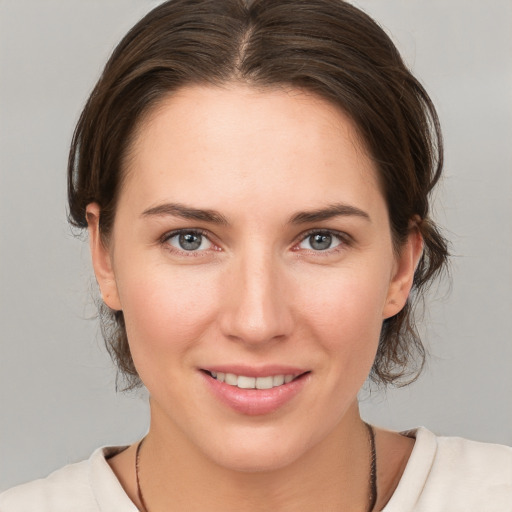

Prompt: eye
[
  {"left": 165, "top": 230, "right": 213, "bottom": 252},
  {"left": 298, "top": 231, "right": 343, "bottom": 251}
]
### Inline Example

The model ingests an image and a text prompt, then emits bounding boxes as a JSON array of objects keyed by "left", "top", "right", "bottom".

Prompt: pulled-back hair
[{"left": 68, "top": 0, "right": 448, "bottom": 390}]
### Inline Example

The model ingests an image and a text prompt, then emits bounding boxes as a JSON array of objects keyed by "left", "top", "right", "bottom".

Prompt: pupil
[
  {"left": 179, "top": 233, "right": 202, "bottom": 251},
  {"left": 310, "top": 233, "right": 332, "bottom": 250}
]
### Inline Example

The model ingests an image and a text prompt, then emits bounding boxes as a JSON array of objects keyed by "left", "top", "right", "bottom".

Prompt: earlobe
[
  {"left": 382, "top": 222, "right": 424, "bottom": 319},
  {"left": 86, "top": 203, "right": 122, "bottom": 311}
]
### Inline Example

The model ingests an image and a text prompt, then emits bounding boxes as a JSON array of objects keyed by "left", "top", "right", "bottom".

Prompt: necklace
[
  {"left": 135, "top": 423, "right": 378, "bottom": 512},
  {"left": 366, "top": 422, "right": 378, "bottom": 511},
  {"left": 135, "top": 437, "right": 149, "bottom": 512}
]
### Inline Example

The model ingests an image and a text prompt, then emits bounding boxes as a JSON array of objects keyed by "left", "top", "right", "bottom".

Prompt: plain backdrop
[{"left": 1, "top": 0, "right": 511, "bottom": 492}]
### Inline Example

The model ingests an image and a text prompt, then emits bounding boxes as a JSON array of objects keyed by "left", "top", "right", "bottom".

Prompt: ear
[
  {"left": 382, "top": 220, "right": 424, "bottom": 319},
  {"left": 86, "top": 203, "right": 122, "bottom": 311}
]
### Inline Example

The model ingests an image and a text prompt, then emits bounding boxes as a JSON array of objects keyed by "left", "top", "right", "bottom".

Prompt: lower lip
[{"left": 201, "top": 372, "right": 309, "bottom": 416}]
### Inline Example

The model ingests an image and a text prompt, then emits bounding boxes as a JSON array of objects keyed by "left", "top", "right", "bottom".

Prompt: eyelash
[
  {"left": 160, "top": 229, "right": 217, "bottom": 256},
  {"left": 160, "top": 228, "right": 352, "bottom": 256},
  {"left": 294, "top": 229, "right": 352, "bottom": 255}
]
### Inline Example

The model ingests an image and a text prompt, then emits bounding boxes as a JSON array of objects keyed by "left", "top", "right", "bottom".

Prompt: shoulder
[
  {"left": 434, "top": 430, "right": 512, "bottom": 474},
  {"left": 0, "top": 446, "right": 136, "bottom": 512},
  {"left": 384, "top": 427, "right": 512, "bottom": 512},
  {"left": 428, "top": 431, "right": 512, "bottom": 506},
  {"left": 0, "top": 458, "right": 93, "bottom": 512}
]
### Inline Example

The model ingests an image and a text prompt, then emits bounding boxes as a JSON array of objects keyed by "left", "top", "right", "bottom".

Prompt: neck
[{"left": 138, "top": 400, "right": 374, "bottom": 512}]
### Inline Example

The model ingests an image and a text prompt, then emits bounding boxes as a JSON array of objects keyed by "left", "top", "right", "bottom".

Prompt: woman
[{"left": 1, "top": 0, "right": 510, "bottom": 510}]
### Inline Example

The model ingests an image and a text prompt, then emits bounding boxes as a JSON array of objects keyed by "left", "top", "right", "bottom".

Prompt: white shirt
[{"left": 1, "top": 427, "right": 511, "bottom": 511}]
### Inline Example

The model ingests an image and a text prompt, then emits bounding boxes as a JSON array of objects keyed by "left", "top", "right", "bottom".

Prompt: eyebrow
[
  {"left": 141, "top": 202, "right": 370, "bottom": 226},
  {"left": 289, "top": 203, "right": 371, "bottom": 224},
  {"left": 141, "top": 203, "right": 229, "bottom": 225}
]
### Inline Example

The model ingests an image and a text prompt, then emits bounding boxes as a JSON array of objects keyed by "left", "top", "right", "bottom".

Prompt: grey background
[{"left": 1, "top": 0, "right": 511, "bottom": 492}]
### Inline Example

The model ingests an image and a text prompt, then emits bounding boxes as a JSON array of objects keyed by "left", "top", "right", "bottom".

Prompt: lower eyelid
[
  {"left": 295, "top": 231, "right": 349, "bottom": 251},
  {"left": 161, "top": 230, "right": 214, "bottom": 253},
  {"left": 160, "top": 229, "right": 351, "bottom": 255}
]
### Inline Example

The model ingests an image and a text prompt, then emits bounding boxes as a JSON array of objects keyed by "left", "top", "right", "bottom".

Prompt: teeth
[
  {"left": 256, "top": 376, "right": 273, "bottom": 389},
  {"left": 225, "top": 373, "right": 238, "bottom": 386},
  {"left": 237, "top": 376, "right": 256, "bottom": 389},
  {"left": 210, "top": 372, "right": 298, "bottom": 389},
  {"left": 273, "top": 375, "right": 285, "bottom": 386}
]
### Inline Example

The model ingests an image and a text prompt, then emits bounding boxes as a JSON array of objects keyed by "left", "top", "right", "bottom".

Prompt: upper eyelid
[
  {"left": 159, "top": 227, "right": 351, "bottom": 252},
  {"left": 295, "top": 228, "right": 351, "bottom": 244},
  {"left": 160, "top": 228, "right": 217, "bottom": 255},
  {"left": 161, "top": 228, "right": 212, "bottom": 242}
]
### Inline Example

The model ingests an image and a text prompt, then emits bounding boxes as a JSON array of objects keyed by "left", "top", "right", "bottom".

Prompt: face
[{"left": 88, "top": 84, "right": 419, "bottom": 472}]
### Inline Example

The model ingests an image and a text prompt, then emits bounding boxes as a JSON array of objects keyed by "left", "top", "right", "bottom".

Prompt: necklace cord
[
  {"left": 135, "top": 424, "right": 378, "bottom": 512},
  {"left": 135, "top": 437, "right": 149, "bottom": 512},
  {"left": 366, "top": 422, "right": 378, "bottom": 512}
]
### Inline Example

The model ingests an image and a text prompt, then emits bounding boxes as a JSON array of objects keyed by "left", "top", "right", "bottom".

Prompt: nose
[{"left": 218, "top": 249, "right": 293, "bottom": 347}]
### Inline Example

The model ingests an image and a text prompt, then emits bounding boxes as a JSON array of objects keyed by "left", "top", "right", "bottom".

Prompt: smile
[
  {"left": 202, "top": 368, "right": 310, "bottom": 415},
  {"left": 209, "top": 371, "right": 298, "bottom": 389}
]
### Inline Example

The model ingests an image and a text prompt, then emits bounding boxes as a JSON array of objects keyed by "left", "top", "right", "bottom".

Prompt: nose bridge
[{"left": 220, "top": 243, "right": 292, "bottom": 345}]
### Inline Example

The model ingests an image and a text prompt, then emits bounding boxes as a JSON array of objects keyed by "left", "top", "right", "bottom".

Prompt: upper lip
[{"left": 201, "top": 365, "right": 309, "bottom": 378}]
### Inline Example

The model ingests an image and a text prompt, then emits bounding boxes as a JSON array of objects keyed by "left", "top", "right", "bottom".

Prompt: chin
[
  {"left": 201, "top": 426, "right": 313, "bottom": 473},
  {"left": 215, "top": 447, "right": 301, "bottom": 474}
]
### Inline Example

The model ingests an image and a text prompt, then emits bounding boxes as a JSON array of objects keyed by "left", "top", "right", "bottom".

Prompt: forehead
[{"left": 120, "top": 84, "right": 383, "bottom": 218}]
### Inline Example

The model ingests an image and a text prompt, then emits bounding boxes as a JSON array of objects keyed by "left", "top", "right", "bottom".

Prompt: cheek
[
  {"left": 116, "top": 264, "right": 221, "bottom": 368},
  {"left": 293, "top": 265, "right": 390, "bottom": 375},
  {"left": 279, "top": 268, "right": 391, "bottom": 436}
]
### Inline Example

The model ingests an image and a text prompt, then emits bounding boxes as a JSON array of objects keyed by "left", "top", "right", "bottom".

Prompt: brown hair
[{"left": 68, "top": 0, "right": 448, "bottom": 390}]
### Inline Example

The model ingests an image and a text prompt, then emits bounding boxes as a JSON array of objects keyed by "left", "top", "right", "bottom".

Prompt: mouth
[
  {"left": 203, "top": 370, "right": 307, "bottom": 390},
  {"left": 200, "top": 366, "right": 311, "bottom": 415}
]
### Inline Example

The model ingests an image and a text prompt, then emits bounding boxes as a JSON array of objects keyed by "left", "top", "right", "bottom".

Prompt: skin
[{"left": 87, "top": 84, "right": 422, "bottom": 511}]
